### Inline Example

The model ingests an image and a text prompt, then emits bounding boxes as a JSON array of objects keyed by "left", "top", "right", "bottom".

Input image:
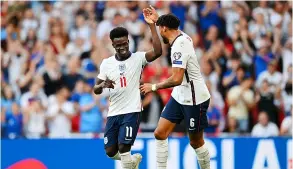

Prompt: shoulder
[
  {"left": 269, "top": 122, "right": 278, "bottom": 129},
  {"left": 101, "top": 56, "right": 115, "bottom": 66},
  {"left": 176, "top": 33, "right": 193, "bottom": 47},
  {"left": 132, "top": 51, "right": 146, "bottom": 57},
  {"left": 132, "top": 51, "right": 147, "bottom": 62}
]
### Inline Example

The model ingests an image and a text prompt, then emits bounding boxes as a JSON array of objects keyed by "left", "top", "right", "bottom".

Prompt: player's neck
[
  {"left": 168, "top": 30, "right": 182, "bottom": 46},
  {"left": 115, "top": 52, "right": 131, "bottom": 61}
]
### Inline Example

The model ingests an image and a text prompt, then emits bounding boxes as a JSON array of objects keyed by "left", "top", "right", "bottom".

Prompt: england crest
[{"left": 119, "top": 63, "right": 126, "bottom": 73}]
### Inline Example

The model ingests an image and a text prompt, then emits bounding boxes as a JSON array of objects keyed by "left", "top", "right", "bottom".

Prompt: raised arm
[{"left": 143, "top": 6, "right": 162, "bottom": 62}]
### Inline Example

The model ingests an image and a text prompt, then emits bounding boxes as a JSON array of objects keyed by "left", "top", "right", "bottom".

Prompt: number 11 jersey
[{"left": 97, "top": 52, "right": 147, "bottom": 117}]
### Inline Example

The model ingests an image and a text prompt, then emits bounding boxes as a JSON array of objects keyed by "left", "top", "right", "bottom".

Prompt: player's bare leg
[
  {"left": 106, "top": 144, "right": 121, "bottom": 160},
  {"left": 119, "top": 144, "right": 142, "bottom": 169},
  {"left": 189, "top": 130, "right": 210, "bottom": 169},
  {"left": 154, "top": 117, "right": 177, "bottom": 169}
]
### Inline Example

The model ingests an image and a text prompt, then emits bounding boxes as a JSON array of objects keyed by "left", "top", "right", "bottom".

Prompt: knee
[
  {"left": 105, "top": 148, "right": 118, "bottom": 158},
  {"left": 154, "top": 129, "right": 168, "bottom": 140},
  {"left": 190, "top": 139, "right": 204, "bottom": 149}
]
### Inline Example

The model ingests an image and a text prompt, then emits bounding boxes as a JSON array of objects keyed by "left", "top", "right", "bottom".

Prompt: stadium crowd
[{"left": 1, "top": 1, "right": 292, "bottom": 139}]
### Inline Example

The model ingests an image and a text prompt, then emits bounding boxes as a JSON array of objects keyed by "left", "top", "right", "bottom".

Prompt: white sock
[
  {"left": 120, "top": 152, "right": 133, "bottom": 169},
  {"left": 194, "top": 144, "right": 210, "bottom": 169},
  {"left": 156, "top": 139, "right": 168, "bottom": 169},
  {"left": 109, "top": 152, "right": 121, "bottom": 160}
]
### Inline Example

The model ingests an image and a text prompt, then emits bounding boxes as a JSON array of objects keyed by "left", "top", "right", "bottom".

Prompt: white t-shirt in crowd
[
  {"left": 227, "top": 86, "right": 254, "bottom": 120},
  {"left": 251, "top": 122, "right": 279, "bottom": 137},
  {"left": 46, "top": 95, "right": 76, "bottom": 138},
  {"left": 26, "top": 111, "right": 46, "bottom": 139},
  {"left": 256, "top": 70, "right": 282, "bottom": 89}
]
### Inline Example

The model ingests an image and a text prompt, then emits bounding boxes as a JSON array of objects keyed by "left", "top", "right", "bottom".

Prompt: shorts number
[
  {"left": 190, "top": 118, "right": 195, "bottom": 127},
  {"left": 126, "top": 126, "right": 133, "bottom": 137},
  {"left": 120, "top": 77, "right": 127, "bottom": 87}
]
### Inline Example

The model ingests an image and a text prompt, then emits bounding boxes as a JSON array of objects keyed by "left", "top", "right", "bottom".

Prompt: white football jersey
[
  {"left": 170, "top": 32, "right": 210, "bottom": 105},
  {"left": 97, "top": 52, "right": 147, "bottom": 117}
]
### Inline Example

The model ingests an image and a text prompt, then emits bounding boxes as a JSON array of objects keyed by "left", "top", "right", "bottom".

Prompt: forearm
[
  {"left": 156, "top": 75, "right": 180, "bottom": 90},
  {"left": 147, "top": 23, "right": 162, "bottom": 62}
]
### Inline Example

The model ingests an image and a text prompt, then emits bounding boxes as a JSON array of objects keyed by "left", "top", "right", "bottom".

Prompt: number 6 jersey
[{"left": 97, "top": 52, "right": 147, "bottom": 117}]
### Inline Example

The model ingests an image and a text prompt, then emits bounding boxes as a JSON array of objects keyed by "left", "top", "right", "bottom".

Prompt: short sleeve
[
  {"left": 171, "top": 41, "right": 190, "bottom": 69},
  {"left": 97, "top": 60, "right": 107, "bottom": 80},
  {"left": 136, "top": 52, "right": 147, "bottom": 66}
]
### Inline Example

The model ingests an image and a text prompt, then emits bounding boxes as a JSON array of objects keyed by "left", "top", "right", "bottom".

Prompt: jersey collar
[{"left": 170, "top": 33, "right": 183, "bottom": 47}]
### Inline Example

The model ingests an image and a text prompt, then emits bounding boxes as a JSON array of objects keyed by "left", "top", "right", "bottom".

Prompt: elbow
[
  {"left": 155, "top": 49, "right": 162, "bottom": 58},
  {"left": 173, "top": 76, "right": 183, "bottom": 86},
  {"left": 93, "top": 86, "right": 102, "bottom": 95}
]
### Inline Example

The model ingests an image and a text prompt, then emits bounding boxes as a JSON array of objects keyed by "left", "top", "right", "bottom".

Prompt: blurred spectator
[
  {"left": 49, "top": 18, "right": 69, "bottom": 64},
  {"left": 2, "top": 40, "right": 29, "bottom": 90},
  {"left": 38, "top": 1, "right": 53, "bottom": 41},
  {"left": 96, "top": 12, "right": 124, "bottom": 39},
  {"left": 125, "top": 10, "right": 145, "bottom": 50},
  {"left": 255, "top": 80, "right": 279, "bottom": 125},
  {"left": 79, "top": 81, "right": 103, "bottom": 133},
  {"left": 280, "top": 108, "right": 292, "bottom": 136},
  {"left": 205, "top": 99, "right": 221, "bottom": 136},
  {"left": 199, "top": 1, "right": 224, "bottom": 36},
  {"left": 251, "top": 111, "right": 279, "bottom": 137},
  {"left": 206, "top": 80, "right": 225, "bottom": 132},
  {"left": 201, "top": 59, "right": 220, "bottom": 92},
  {"left": 252, "top": 1, "right": 272, "bottom": 26},
  {"left": 169, "top": 1, "right": 187, "bottom": 30},
  {"left": 1, "top": 86, "right": 17, "bottom": 114},
  {"left": 223, "top": 117, "right": 240, "bottom": 135},
  {"left": 63, "top": 57, "right": 83, "bottom": 91},
  {"left": 282, "top": 64, "right": 292, "bottom": 115},
  {"left": 47, "top": 86, "right": 76, "bottom": 138},
  {"left": 249, "top": 12, "right": 272, "bottom": 46},
  {"left": 20, "top": 8, "right": 38, "bottom": 41},
  {"left": 222, "top": 55, "right": 241, "bottom": 89},
  {"left": 255, "top": 60, "right": 282, "bottom": 92},
  {"left": 69, "top": 10, "right": 91, "bottom": 53},
  {"left": 23, "top": 98, "right": 46, "bottom": 139},
  {"left": 1, "top": 1, "right": 292, "bottom": 138},
  {"left": 20, "top": 80, "right": 47, "bottom": 109},
  {"left": 2, "top": 102, "right": 23, "bottom": 139},
  {"left": 42, "top": 60, "right": 65, "bottom": 96},
  {"left": 227, "top": 77, "right": 254, "bottom": 132}
]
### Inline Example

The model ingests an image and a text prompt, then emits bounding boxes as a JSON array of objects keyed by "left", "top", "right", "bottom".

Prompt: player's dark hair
[
  {"left": 156, "top": 14, "right": 180, "bottom": 29},
  {"left": 110, "top": 27, "right": 129, "bottom": 41}
]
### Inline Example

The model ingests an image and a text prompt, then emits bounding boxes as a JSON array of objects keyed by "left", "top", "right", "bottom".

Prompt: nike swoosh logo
[
  {"left": 189, "top": 128, "right": 196, "bottom": 130},
  {"left": 125, "top": 138, "right": 132, "bottom": 141}
]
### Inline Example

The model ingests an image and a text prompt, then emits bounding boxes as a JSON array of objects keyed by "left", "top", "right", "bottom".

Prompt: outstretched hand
[{"left": 143, "top": 5, "right": 159, "bottom": 24}]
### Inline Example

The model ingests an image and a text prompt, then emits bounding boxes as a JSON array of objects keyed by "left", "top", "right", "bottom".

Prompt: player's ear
[{"left": 163, "top": 26, "right": 167, "bottom": 32}]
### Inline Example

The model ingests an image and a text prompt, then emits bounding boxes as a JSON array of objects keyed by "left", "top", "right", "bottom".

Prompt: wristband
[{"left": 151, "top": 84, "right": 157, "bottom": 91}]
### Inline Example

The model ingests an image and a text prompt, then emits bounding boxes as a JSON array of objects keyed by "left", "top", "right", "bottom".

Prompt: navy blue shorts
[
  {"left": 161, "top": 97, "right": 210, "bottom": 133},
  {"left": 104, "top": 112, "right": 140, "bottom": 148}
]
